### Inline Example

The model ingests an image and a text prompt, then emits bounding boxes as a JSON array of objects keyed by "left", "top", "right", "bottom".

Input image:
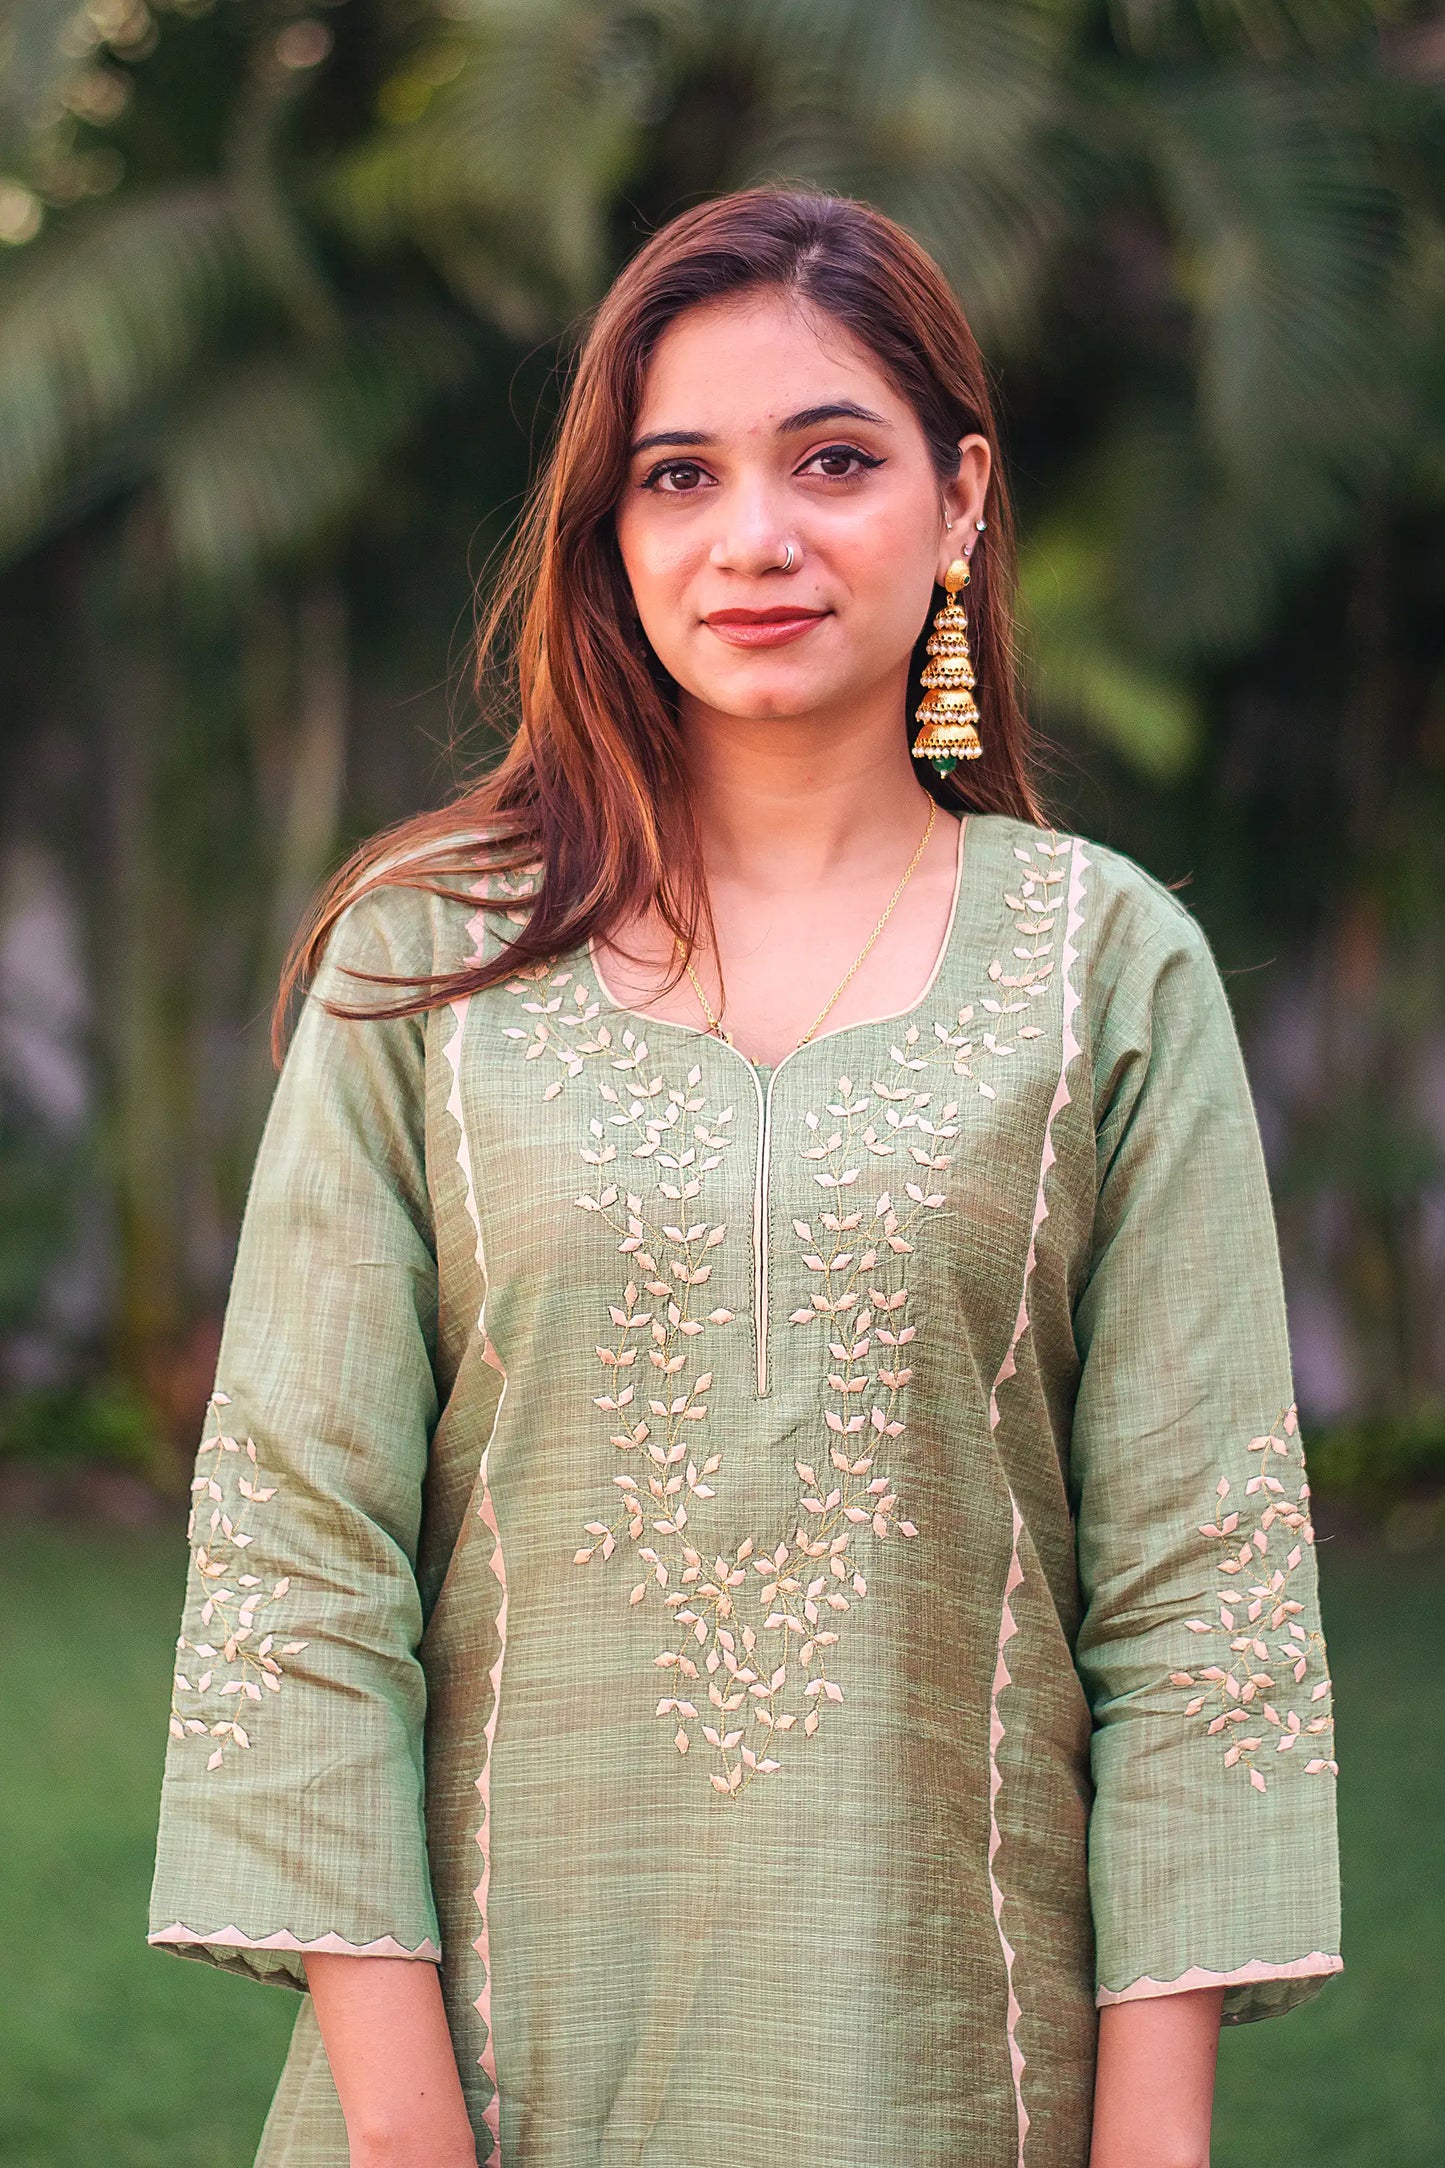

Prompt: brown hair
[{"left": 273, "top": 183, "right": 1050, "bottom": 1059}]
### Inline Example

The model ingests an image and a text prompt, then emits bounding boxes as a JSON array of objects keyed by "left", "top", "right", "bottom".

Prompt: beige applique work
[
  {"left": 569, "top": 1058, "right": 763, "bottom": 1792},
  {"left": 532, "top": 830, "right": 1075, "bottom": 1799},
  {"left": 168, "top": 1391, "right": 308, "bottom": 1771},
  {"left": 501, "top": 829, "right": 1070, "bottom": 1105},
  {"left": 915, "top": 830, "right": 1068, "bottom": 1095},
  {"left": 1170, "top": 1402, "right": 1338, "bottom": 1792},
  {"left": 780, "top": 1073, "right": 937, "bottom": 1754},
  {"left": 500, "top": 944, "right": 653, "bottom": 1105},
  {"left": 566, "top": 1052, "right": 926, "bottom": 1799}
]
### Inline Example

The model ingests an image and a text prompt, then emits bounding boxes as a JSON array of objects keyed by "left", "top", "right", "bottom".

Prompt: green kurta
[{"left": 148, "top": 811, "right": 1342, "bottom": 2168}]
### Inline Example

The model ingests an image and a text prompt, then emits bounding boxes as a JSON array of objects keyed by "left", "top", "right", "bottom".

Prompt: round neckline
[{"left": 584, "top": 809, "right": 973, "bottom": 1082}]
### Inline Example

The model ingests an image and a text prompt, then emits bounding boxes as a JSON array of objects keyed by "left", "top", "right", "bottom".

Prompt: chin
[
  {"left": 719, "top": 690, "right": 821, "bottom": 722},
  {"left": 686, "top": 663, "right": 856, "bottom": 725}
]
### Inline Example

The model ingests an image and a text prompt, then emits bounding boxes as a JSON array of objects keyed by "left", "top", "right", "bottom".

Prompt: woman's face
[{"left": 613, "top": 288, "right": 990, "bottom": 727}]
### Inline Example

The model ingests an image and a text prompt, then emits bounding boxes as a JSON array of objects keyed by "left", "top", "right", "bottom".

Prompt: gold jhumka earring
[{"left": 912, "top": 525, "right": 985, "bottom": 776}]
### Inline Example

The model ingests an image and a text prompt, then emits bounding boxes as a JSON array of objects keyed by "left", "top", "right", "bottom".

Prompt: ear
[{"left": 937, "top": 434, "right": 992, "bottom": 583}]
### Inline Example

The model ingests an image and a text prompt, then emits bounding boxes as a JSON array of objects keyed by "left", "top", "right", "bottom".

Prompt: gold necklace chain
[{"left": 678, "top": 798, "right": 938, "bottom": 1055}]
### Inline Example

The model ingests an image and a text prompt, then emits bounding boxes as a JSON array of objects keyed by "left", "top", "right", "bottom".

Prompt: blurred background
[{"left": 0, "top": 0, "right": 1441, "bottom": 2160}]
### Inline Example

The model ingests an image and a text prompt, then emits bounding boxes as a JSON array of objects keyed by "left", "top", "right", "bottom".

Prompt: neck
[{"left": 677, "top": 668, "right": 939, "bottom": 893}]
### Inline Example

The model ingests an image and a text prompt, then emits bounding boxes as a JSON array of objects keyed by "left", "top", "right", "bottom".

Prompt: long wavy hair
[{"left": 273, "top": 184, "right": 1051, "bottom": 1059}]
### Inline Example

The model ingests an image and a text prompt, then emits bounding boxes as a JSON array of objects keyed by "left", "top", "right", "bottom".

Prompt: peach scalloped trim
[
  {"left": 149, "top": 1924, "right": 440, "bottom": 1959},
  {"left": 980, "top": 828, "right": 1090, "bottom": 2168},
  {"left": 986, "top": 1494, "right": 1030, "bottom": 2167},
  {"left": 444, "top": 878, "right": 511, "bottom": 2164},
  {"left": 1096, "top": 1952, "right": 1343, "bottom": 2005}
]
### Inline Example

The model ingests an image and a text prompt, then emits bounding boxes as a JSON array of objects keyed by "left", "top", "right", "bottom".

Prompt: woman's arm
[
  {"left": 1089, "top": 1986, "right": 1225, "bottom": 2168},
  {"left": 304, "top": 1954, "right": 479, "bottom": 2168},
  {"left": 148, "top": 888, "right": 447, "bottom": 1988},
  {"left": 1069, "top": 905, "right": 1342, "bottom": 2025}
]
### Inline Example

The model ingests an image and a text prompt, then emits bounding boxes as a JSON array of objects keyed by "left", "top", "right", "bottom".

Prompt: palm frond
[
  {"left": 724, "top": 0, "right": 1078, "bottom": 346},
  {"left": 1019, "top": 516, "right": 1203, "bottom": 779},
  {"left": 0, "top": 186, "right": 243, "bottom": 561},
  {"left": 322, "top": 0, "right": 665, "bottom": 317},
  {"left": 153, "top": 311, "right": 473, "bottom": 586},
  {"left": 1151, "top": 67, "right": 1407, "bottom": 497},
  {"left": 1393, "top": 210, "right": 1445, "bottom": 502},
  {"left": 1108, "top": 0, "right": 1396, "bottom": 65},
  {"left": 1083, "top": 395, "right": 1358, "bottom": 659}
]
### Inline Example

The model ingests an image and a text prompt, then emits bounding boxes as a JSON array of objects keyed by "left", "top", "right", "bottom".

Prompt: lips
[{"left": 703, "top": 606, "right": 829, "bottom": 649}]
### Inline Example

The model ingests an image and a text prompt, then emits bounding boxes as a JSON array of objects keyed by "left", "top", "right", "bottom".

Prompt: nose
[{"left": 707, "top": 474, "right": 794, "bottom": 577}]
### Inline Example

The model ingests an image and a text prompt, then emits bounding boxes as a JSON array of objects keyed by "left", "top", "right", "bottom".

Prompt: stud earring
[{"left": 912, "top": 556, "right": 982, "bottom": 774}]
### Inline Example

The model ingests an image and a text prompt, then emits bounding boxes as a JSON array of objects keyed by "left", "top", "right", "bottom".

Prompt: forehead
[{"left": 634, "top": 290, "right": 908, "bottom": 433}]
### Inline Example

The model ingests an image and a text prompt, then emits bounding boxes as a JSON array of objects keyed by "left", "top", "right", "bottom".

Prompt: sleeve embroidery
[
  {"left": 168, "top": 1390, "right": 309, "bottom": 1771},
  {"left": 1169, "top": 1402, "right": 1338, "bottom": 1792}
]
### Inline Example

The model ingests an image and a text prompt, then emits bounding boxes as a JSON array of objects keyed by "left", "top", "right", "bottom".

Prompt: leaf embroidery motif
[
  {"left": 780, "top": 1074, "right": 936, "bottom": 1771},
  {"left": 499, "top": 931, "right": 648, "bottom": 1104},
  {"left": 168, "top": 1391, "right": 308, "bottom": 1771},
  {"left": 920, "top": 829, "right": 1068, "bottom": 1095},
  {"left": 501, "top": 828, "right": 1075, "bottom": 1799},
  {"left": 1170, "top": 1402, "right": 1338, "bottom": 1791}
]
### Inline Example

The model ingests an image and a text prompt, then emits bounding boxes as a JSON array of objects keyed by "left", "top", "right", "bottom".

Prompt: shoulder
[
  {"left": 972, "top": 813, "right": 1212, "bottom": 973},
  {"left": 968, "top": 816, "right": 1234, "bottom": 1099},
  {"left": 1071, "top": 833, "right": 1213, "bottom": 979},
  {"left": 319, "top": 825, "right": 542, "bottom": 990}
]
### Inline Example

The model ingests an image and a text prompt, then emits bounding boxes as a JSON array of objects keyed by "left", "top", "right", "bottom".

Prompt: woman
[{"left": 148, "top": 187, "right": 1342, "bottom": 2168}]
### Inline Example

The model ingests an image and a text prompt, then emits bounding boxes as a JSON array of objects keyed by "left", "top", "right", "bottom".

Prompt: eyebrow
[{"left": 628, "top": 401, "right": 890, "bottom": 458}]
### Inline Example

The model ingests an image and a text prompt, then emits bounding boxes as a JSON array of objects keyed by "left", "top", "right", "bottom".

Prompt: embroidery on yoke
[{"left": 490, "top": 830, "right": 1078, "bottom": 1797}]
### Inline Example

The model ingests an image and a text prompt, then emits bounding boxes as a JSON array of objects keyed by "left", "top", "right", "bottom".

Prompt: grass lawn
[{"left": 0, "top": 1517, "right": 1439, "bottom": 2166}]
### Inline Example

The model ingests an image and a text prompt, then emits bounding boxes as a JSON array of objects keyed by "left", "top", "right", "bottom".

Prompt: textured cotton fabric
[{"left": 148, "top": 811, "right": 1342, "bottom": 2168}]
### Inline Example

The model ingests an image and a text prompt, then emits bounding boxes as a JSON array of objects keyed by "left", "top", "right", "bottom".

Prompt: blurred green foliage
[
  {"left": 1305, "top": 1403, "right": 1445, "bottom": 1549},
  {"left": 0, "top": 1375, "right": 167, "bottom": 1477},
  {"left": 1307, "top": 1405, "right": 1445, "bottom": 1503},
  {"left": 0, "top": 1100, "right": 72, "bottom": 1332},
  {"left": 0, "top": 18, "right": 1437, "bottom": 2159},
  {"left": 0, "top": 0, "right": 1440, "bottom": 1454}
]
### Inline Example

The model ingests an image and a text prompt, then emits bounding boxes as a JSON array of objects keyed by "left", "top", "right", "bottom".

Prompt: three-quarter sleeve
[
  {"left": 1070, "top": 905, "right": 1342, "bottom": 2025},
  {"left": 148, "top": 888, "right": 442, "bottom": 1989}
]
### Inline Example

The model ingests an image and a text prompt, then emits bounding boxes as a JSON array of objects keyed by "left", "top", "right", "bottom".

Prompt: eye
[
  {"left": 798, "top": 442, "right": 885, "bottom": 480},
  {"left": 639, "top": 459, "right": 713, "bottom": 494}
]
